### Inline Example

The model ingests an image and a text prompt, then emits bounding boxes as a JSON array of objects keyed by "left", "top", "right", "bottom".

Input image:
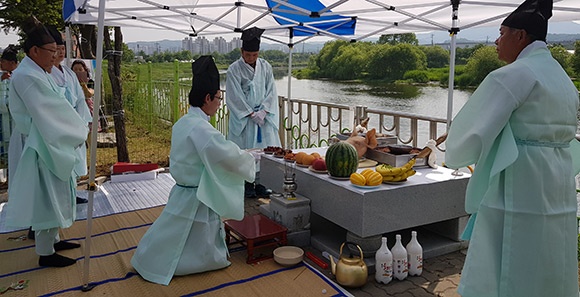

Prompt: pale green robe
[
  {"left": 131, "top": 107, "right": 255, "bottom": 285},
  {"left": 5, "top": 56, "right": 88, "bottom": 230},
  {"left": 50, "top": 65, "right": 91, "bottom": 177},
  {"left": 226, "top": 57, "right": 281, "bottom": 149},
  {"left": 446, "top": 42, "right": 580, "bottom": 297}
]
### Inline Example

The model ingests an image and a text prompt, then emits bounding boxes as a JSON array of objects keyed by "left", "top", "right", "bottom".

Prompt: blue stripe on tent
[
  {"left": 62, "top": 0, "right": 77, "bottom": 22},
  {"left": 266, "top": 0, "right": 355, "bottom": 36}
]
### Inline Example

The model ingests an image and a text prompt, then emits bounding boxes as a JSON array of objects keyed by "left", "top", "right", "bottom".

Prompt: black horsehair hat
[
  {"left": 188, "top": 55, "right": 219, "bottom": 106},
  {"left": 1, "top": 45, "right": 18, "bottom": 62},
  {"left": 46, "top": 26, "right": 64, "bottom": 46},
  {"left": 501, "top": 0, "right": 553, "bottom": 41},
  {"left": 22, "top": 15, "right": 55, "bottom": 53},
  {"left": 241, "top": 27, "right": 265, "bottom": 52}
]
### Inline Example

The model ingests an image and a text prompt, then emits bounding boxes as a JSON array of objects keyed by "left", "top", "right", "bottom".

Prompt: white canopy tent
[{"left": 62, "top": 0, "right": 580, "bottom": 290}]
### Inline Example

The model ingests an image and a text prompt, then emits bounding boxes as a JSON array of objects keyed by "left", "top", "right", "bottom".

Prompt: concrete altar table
[{"left": 259, "top": 147, "right": 471, "bottom": 261}]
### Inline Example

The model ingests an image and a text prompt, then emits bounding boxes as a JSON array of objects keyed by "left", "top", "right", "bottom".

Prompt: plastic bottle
[
  {"left": 374, "top": 237, "right": 393, "bottom": 284},
  {"left": 391, "top": 234, "right": 408, "bottom": 280},
  {"left": 406, "top": 231, "right": 423, "bottom": 276}
]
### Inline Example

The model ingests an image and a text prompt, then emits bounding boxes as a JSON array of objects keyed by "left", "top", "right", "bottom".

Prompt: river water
[{"left": 274, "top": 76, "right": 473, "bottom": 120}]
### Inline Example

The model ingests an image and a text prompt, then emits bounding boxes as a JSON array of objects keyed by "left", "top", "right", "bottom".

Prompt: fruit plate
[
  {"left": 358, "top": 159, "right": 378, "bottom": 168},
  {"left": 383, "top": 179, "right": 407, "bottom": 185},
  {"left": 308, "top": 166, "right": 327, "bottom": 174},
  {"left": 295, "top": 163, "right": 310, "bottom": 168},
  {"left": 327, "top": 174, "right": 350, "bottom": 180},
  {"left": 351, "top": 184, "right": 381, "bottom": 190}
]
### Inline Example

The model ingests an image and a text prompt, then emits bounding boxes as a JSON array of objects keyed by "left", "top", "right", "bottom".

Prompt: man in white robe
[
  {"left": 5, "top": 17, "right": 88, "bottom": 268},
  {"left": 48, "top": 26, "right": 92, "bottom": 204},
  {"left": 445, "top": 1, "right": 580, "bottom": 296},
  {"left": 226, "top": 27, "right": 281, "bottom": 198},
  {"left": 131, "top": 56, "right": 256, "bottom": 285}
]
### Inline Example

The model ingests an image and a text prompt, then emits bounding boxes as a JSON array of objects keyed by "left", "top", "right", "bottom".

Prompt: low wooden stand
[{"left": 224, "top": 214, "right": 288, "bottom": 264}]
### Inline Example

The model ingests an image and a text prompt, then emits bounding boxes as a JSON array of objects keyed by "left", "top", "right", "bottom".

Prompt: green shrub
[{"left": 403, "top": 70, "right": 429, "bottom": 83}]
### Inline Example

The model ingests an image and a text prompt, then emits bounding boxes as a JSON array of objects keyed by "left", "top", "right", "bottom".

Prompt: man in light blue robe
[
  {"left": 445, "top": 1, "right": 580, "bottom": 296},
  {"left": 5, "top": 17, "right": 88, "bottom": 268},
  {"left": 226, "top": 27, "right": 281, "bottom": 198},
  {"left": 0, "top": 46, "right": 18, "bottom": 171},
  {"left": 131, "top": 56, "right": 256, "bottom": 285}
]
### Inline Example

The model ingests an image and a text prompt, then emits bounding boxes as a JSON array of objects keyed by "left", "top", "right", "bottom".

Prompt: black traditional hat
[
  {"left": 1, "top": 45, "right": 18, "bottom": 62},
  {"left": 188, "top": 55, "right": 220, "bottom": 106},
  {"left": 241, "top": 27, "right": 265, "bottom": 52},
  {"left": 22, "top": 15, "right": 55, "bottom": 53},
  {"left": 501, "top": 0, "right": 553, "bottom": 41},
  {"left": 46, "top": 26, "right": 64, "bottom": 45}
]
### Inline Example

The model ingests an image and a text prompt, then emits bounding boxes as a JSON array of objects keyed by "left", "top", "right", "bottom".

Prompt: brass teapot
[{"left": 329, "top": 242, "right": 368, "bottom": 288}]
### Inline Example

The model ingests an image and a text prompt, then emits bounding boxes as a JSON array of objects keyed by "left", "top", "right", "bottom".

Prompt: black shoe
[
  {"left": 76, "top": 197, "right": 88, "bottom": 204},
  {"left": 39, "top": 253, "right": 76, "bottom": 267},
  {"left": 244, "top": 182, "right": 256, "bottom": 198},
  {"left": 255, "top": 184, "right": 272, "bottom": 197},
  {"left": 27, "top": 227, "right": 35, "bottom": 240},
  {"left": 54, "top": 241, "right": 81, "bottom": 251}
]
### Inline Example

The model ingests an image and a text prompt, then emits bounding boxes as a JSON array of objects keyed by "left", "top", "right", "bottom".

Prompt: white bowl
[{"left": 273, "top": 246, "right": 304, "bottom": 266}]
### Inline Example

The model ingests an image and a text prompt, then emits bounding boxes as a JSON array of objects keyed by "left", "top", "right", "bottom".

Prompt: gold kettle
[{"left": 329, "top": 242, "right": 368, "bottom": 288}]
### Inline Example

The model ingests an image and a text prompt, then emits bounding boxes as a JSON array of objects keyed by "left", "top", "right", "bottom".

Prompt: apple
[{"left": 312, "top": 158, "right": 326, "bottom": 171}]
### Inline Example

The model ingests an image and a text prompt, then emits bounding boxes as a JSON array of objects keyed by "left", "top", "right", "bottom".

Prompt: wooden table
[{"left": 224, "top": 214, "right": 288, "bottom": 264}]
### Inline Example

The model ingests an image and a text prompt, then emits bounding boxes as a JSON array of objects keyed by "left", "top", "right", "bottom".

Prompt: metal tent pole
[
  {"left": 82, "top": 0, "right": 106, "bottom": 291},
  {"left": 286, "top": 28, "right": 294, "bottom": 149},
  {"left": 446, "top": 0, "right": 460, "bottom": 132}
]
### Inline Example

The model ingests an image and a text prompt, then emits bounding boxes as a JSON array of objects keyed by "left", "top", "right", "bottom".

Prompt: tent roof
[{"left": 64, "top": 0, "right": 580, "bottom": 44}]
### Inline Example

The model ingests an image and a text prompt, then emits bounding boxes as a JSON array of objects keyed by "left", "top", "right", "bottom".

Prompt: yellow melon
[
  {"left": 350, "top": 172, "right": 366, "bottom": 186},
  {"left": 366, "top": 171, "right": 383, "bottom": 186}
]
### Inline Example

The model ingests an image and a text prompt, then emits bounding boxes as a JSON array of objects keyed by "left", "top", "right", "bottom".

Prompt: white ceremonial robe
[
  {"left": 5, "top": 56, "right": 88, "bottom": 230},
  {"left": 51, "top": 65, "right": 92, "bottom": 177},
  {"left": 445, "top": 42, "right": 580, "bottom": 297},
  {"left": 226, "top": 57, "right": 281, "bottom": 149},
  {"left": 131, "top": 107, "right": 255, "bottom": 285}
]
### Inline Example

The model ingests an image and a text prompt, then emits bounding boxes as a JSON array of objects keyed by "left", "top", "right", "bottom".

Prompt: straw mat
[{"left": 0, "top": 206, "right": 348, "bottom": 297}]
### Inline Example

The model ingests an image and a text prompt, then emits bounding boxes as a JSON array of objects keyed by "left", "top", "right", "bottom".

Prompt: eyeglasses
[
  {"left": 214, "top": 95, "right": 223, "bottom": 101},
  {"left": 38, "top": 46, "right": 58, "bottom": 57}
]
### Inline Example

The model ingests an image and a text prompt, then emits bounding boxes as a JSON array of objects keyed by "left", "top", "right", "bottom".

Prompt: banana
[
  {"left": 382, "top": 175, "right": 395, "bottom": 182},
  {"left": 376, "top": 158, "right": 416, "bottom": 176}
]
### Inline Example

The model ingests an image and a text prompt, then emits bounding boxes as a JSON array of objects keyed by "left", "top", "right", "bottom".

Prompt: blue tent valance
[{"left": 266, "top": 0, "right": 356, "bottom": 36}]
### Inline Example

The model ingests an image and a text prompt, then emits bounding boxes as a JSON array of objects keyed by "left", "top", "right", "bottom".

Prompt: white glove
[
  {"left": 251, "top": 112, "right": 265, "bottom": 126},
  {"left": 255, "top": 109, "right": 267, "bottom": 122}
]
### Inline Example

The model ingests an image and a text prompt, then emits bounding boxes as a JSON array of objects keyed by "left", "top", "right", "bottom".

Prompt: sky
[{"left": 1, "top": 21, "right": 579, "bottom": 46}]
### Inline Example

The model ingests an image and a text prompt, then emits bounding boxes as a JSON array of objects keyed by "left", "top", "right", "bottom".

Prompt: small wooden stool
[{"left": 224, "top": 214, "right": 288, "bottom": 264}]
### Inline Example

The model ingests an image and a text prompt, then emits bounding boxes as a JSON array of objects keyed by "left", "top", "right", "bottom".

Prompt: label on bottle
[
  {"left": 394, "top": 258, "right": 408, "bottom": 280},
  {"left": 408, "top": 254, "right": 423, "bottom": 276}
]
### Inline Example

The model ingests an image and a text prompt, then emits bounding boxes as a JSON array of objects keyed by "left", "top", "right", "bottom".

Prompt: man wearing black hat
[
  {"left": 131, "top": 56, "right": 256, "bottom": 285},
  {"left": 226, "top": 27, "right": 281, "bottom": 198},
  {"left": 47, "top": 26, "right": 92, "bottom": 205},
  {"left": 5, "top": 16, "right": 88, "bottom": 268},
  {"left": 0, "top": 45, "right": 19, "bottom": 168},
  {"left": 445, "top": 1, "right": 580, "bottom": 296}
]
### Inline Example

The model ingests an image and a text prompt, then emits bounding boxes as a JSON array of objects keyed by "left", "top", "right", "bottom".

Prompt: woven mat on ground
[{"left": 0, "top": 206, "right": 350, "bottom": 297}]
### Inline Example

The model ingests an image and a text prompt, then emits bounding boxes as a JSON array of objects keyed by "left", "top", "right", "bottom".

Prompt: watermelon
[{"left": 326, "top": 142, "right": 359, "bottom": 177}]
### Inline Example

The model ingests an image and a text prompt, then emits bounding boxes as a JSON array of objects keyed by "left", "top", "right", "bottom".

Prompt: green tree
[
  {"left": 463, "top": 45, "right": 504, "bottom": 86},
  {"left": 419, "top": 46, "right": 449, "bottom": 68},
  {"left": 377, "top": 33, "right": 418, "bottom": 45},
  {"left": 368, "top": 43, "right": 426, "bottom": 81},
  {"left": 548, "top": 44, "right": 572, "bottom": 75},
  {"left": 572, "top": 41, "right": 580, "bottom": 78},
  {"left": 0, "top": 0, "right": 63, "bottom": 38},
  {"left": 315, "top": 40, "right": 349, "bottom": 77},
  {"left": 455, "top": 44, "right": 484, "bottom": 65},
  {"left": 122, "top": 43, "right": 135, "bottom": 63},
  {"left": 325, "top": 43, "right": 370, "bottom": 80}
]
